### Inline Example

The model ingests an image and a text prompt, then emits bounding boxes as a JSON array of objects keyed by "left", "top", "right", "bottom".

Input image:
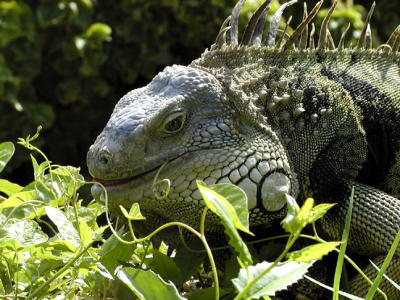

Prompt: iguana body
[{"left": 87, "top": 0, "right": 400, "bottom": 298}]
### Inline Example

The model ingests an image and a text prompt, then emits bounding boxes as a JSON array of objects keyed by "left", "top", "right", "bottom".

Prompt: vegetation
[{"left": 1, "top": 130, "right": 399, "bottom": 299}]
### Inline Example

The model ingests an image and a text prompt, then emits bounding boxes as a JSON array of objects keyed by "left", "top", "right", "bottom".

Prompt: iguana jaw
[{"left": 90, "top": 151, "right": 191, "bottom": 198}]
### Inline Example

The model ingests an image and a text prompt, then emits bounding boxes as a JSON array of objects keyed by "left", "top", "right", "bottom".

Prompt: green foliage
[
  {"left": 1, "top": 132, "right": 399, "bottom": 299},
  {"left": 0, "top": 0, "right": 235, "bottom": 174}
]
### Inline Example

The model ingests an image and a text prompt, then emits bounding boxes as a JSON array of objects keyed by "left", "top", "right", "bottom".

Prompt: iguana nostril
[{"left": 99, "top": 149, "right": 112, "bottom": 166}]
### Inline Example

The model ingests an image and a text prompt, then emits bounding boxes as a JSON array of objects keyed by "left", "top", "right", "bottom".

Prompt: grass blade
[
  {"left": 365, "top": 228, "right": 400, "bottom": 299},
  {"left": 333, "top": 187, "right": 354, "bottom": 299}
]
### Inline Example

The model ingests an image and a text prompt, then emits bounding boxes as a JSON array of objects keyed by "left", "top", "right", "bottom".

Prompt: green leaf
[
  {"left": 25, "top": 240, "right": 77, "bottom": 261},
  {"left": 0, "top": 218, "right": 48, "bottom": 247},
  {"left": 85, "top": 23, "right": 112, "bottom": 41},
  {"left": 296, "top": 198, "right": 314, "bottom": 226},
  {"left": 309, "top": 203, "right": 336, "bottom": 223},
  {"left": 281, "top": 196, "right": 315, "bottom": 234},
  {"left": 174, "top": 243, "right": 205, "bottom": 287},
  {"left": 0, "top": 142, "right": 14, "bottom": 173},
  {"left": 287, "top": 242, "right": 341, "bottom": 263},
  {"left": 281, "top": 194, "right": 300, "bottom": 234},
  {"left": 116, "top": 267, "right": 185, "bottom": 300},
  {"left": 149, "top": 250, "right": 181, "bottom": 285},
  {"left": 0, "top": 190, "right": 36, "bottom": 218},
  {"left": 232, "top": 261, "right": 313, "bottom": 298},
  {"left": 0, "top": 179, "right": 23, "bottom": 196},
  {"left": 209, "top": 183, "right": 250, "bottom": 231},
  {"left": 51, "top": 166, "right": 85, "bottom": 196},
  {"left": 44, "top": 206, "right": 81, "bottom": 248},
  {"left": 120, "top": 203, "right": 146, "bottom": 221},
  {"left": 197, "top": 180, "right": 253, "bottom": 265},
  {"left": 79, "top": 219, "right": 93, "bottom": 246},
  {"left": 99, "top": 231, "right": 136, "bottom": 273},
  {"left": 30, "top": 154, "right": 50, "bottom": 179}
]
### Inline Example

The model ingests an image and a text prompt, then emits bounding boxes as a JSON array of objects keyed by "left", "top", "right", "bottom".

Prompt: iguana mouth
[
  {"left": 92, "top": 152, "right": 190, "bottom": 188},
  {"left": 92, "top": 166, "right": 159, "bottom": 187}
]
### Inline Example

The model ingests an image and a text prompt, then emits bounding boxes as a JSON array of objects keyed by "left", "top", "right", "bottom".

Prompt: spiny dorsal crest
[
  {"left": 212, "top": 0, "right": 399, "bottom": 53},
  {"left": 190, "top": 0, "right": 400, "bottom": 135}
]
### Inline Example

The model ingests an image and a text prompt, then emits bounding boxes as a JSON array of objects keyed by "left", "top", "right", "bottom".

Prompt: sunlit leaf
[
  {"left": 281, "top": 194, "right": 300, "bottom": 234},
  {"left": 116, "top": 267, "right": 185, "bottom": 300},
  {"left": 79, "top": 219, "right": 93, "bottom": 246},
  {"left": 0, "top": 179, "right": 23, "bottom": 196},
  {"left": 197, "top": 180, "right": 253, "bottom": 265},
  {"left": 85, "top": 23, "right": 112, "bottom": 41},
  {"left": 0, "top": 142, "right": 14, "bottom": 173},
  {"left": 0, "top": 218, "right": 48, "bottom": 247},
  {"left": 45, "top": 206, "right": 80, "bottom": 248},
  {"left": 209, "top": 183, "right": 250, "bottom": 230},
  {"left": 120, "top": 203, "right": 145, "bottom": 221},
  {"left": 287, "top": 242, "right": 341, "bottom": 263},
  {"left": 309, "top": 203, "right": 336, "bottom": 223},
  {"left": 232, "top": 261, "right": 313, "bottom": 298}
]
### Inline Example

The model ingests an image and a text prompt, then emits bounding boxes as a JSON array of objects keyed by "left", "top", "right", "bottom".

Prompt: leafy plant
[{"left": 1, "top": 130, "right": 399, "bottom": 299}]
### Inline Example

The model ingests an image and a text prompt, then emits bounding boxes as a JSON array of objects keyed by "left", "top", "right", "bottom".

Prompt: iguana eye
[{"left": 163, "top": 111, "right": 186, "bottom": 133}]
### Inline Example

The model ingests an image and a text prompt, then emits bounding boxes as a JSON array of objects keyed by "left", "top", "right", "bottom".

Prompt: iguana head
[
  {"left": 87, "top": 0, "right": 381, "bottom": 233},
  {"left": 87, "top": 61, "right": 297, "bottom": 232}
]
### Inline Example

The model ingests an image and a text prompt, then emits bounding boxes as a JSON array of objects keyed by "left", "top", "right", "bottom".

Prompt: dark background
[{"left": 0, "top": 0, "right": 398, "bottom": 185}]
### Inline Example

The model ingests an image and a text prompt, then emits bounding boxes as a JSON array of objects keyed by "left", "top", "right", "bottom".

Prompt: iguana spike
[
  {"left": 213, "top": 16, "right": 231, "bottom": 48},
  {"left": 299, "top": 3, "right": 308, "bottom": 50},
  {"left": 242, "top": 0, "right": 273, "bottom": 45},
  {"left": 386, "top": 24, "right": 400, "bottom": 48},
  {"left": 276, "top": 16, "right": 292, "bottom": 48},
  {"left": 327, "top": 30, "right": 335, "bottom": 50},
  {"left": 365, "top": 23, "right": 372, "bottom": 49},
  {"left": 283, "top": 1, "right": 322, "bottom": 51},
  {"left": 309, "top": 23, "right": 316, "bottom": 49},
  {"left": 318, "top": 0, "right": 337, "bottom": 50},
  {"left": 251, "top": 2, "right": 273, "bottom": 45},
  {"left": 356, "top": 2, "right": 375, "bottom": 49},
  {"left": 394, "top": 37, "right": 400, "bottom": 53},
  {"left": 228, "top": 0, "right": 246, "bottom": 46},
  {"left": 213, "top": 26, "right": 231, "bottom": 50},
  {"left": 264, "top": 0, "right": 297, "bottom": 47},
  {"left": 338, "top": 23, "right": 351, "bottom": 50}
]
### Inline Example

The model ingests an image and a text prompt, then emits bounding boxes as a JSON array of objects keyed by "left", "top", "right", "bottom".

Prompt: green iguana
[{"left": 87, "top": 0, "right": 400, "bottom": 298}]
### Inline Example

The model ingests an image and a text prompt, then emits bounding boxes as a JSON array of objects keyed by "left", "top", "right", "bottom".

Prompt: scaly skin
[{"left": 87, "top": 0, "right": 400, "bottom": 298}]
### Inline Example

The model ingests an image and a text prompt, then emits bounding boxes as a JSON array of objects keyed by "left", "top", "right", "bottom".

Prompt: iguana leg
[
  {"left": 317, "top": 179, "right": 400, "bottom": 257},
  {"left": 312, "top": 179, "right": 400, "bottom": 298},
  {"left": 308, "top": 137, "right": 400, "bottom": 298}
]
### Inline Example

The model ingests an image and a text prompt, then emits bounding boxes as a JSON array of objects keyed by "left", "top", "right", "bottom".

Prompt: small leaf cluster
[{"left": 0, "top": 132, "right": 114, "bottom": 299}]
